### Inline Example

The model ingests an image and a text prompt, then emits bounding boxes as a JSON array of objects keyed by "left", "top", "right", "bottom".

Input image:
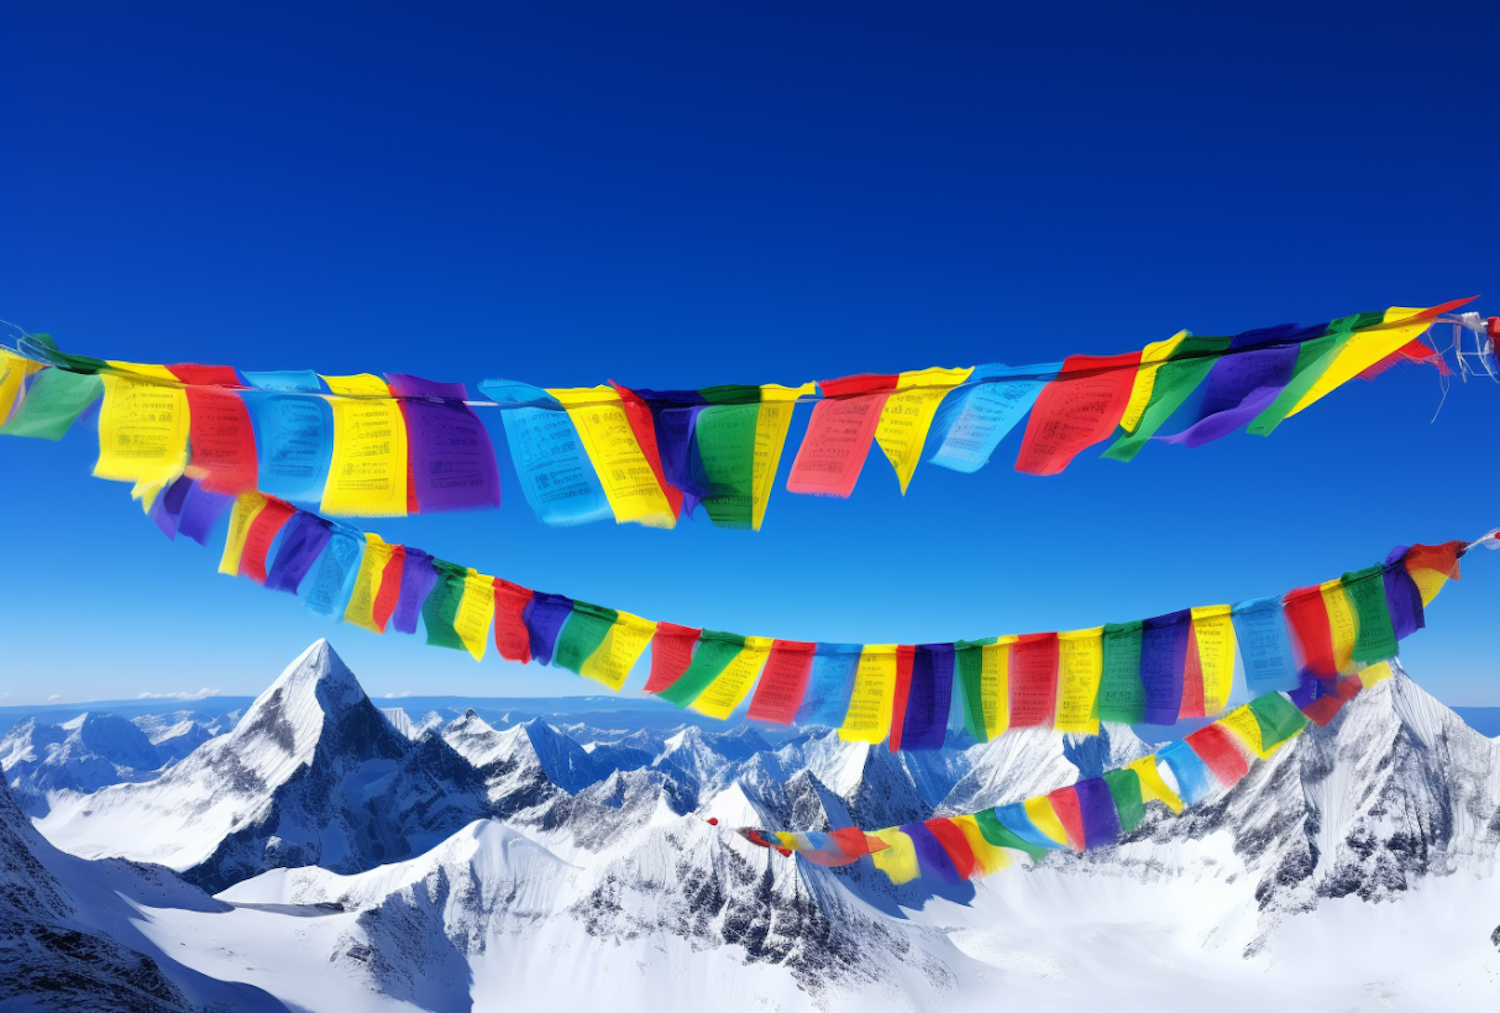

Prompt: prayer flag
[
  {"left": 897, "top": 643, "right": 953, "bottom": 750},
  {"left": 1102, "top": 336, "right": 1232, "bottom": 461},
  {"left": 746, "top": 640, "right": 817, "bottom": 725},
  {"left": 546, "top": 386, "right": 677, "bottom": 527},
  {"left": 1046, "top": 787, "right": 1086, "bottom": 850},
  {"left": 167, "top": 364, "right": 258, "bottom": 495},
  {"left": 453, "top": 570, "right": 496, "bottom": 661},
  {"left": 1074, "top": 776, "right": 1123, "bottom": 848},
  {"left": 744, "top": 639, "right": 816, "bottom": 726},
  {"left": 786, "top": 374, "right": 897, "bottom": 497},
  {"left": 1140, "top": 609, "right": 1191, "bottom": 725},
  {"left": 1404, "top": 541, "right": 1464, "bottom": 607},
  {"left": 0, "top": 350, "right": 43, "bottom": 425},
  {"left": 1184, "top": 723, "right": 1250, "bottom": 787},
  {"left": 1232, "top": 596, "right": 1301, "bottom": 694},
  {"left": 218, "top": 492, "right": 268, "bottom": 576},
  {"left": 839, "top": 645, "right": 901, "bottom": 743},
  {"left": 1008, "top": 632, "right": 1058, "bottom": 729},
  {"left": 1382, "top": 549, "right": 1425, "bottom": 641},
  {"left": 241, "top": 371, "right": 334, "bottom": 504},
  {"left": 1343, "top": 565, "right": 1398, "bottom": 663},
  {"left": 391, "top": 546, "right": 437, "bottom": 634},
  {"left": 643, "top": 622, "right": 701, "bottom": 694},
  {"left": 873, "top": 367, "right": 974, "bottom": 493},
  {"left": 385, "top": 373, "right": 502, "bottom": 513},
  {"left": 655, "top": 630, "right": 745, "bottom": 707},
  {"left": 421, "top": 559, "right": 470, "bottom": 651},
  {"left": 578, "top": 611, "right": 657, "bottom": 691},
  {"left": 687, "top": 639, "right": 768, "bottom": 717},
  {"left": 1118, "top": 332, "right": 1188, "bottom": 433},
  {"left": 1157, "top": 740, "right": 1215, "bottom": 805},
  {"left": 1190, "top": 605, "right": 1236, "bottom": 717},
  {"left": 264, "top": 512, "right": 332, "bottom": 594},
  {"left": 796, "top": 643, "right": 864, "bottom": 726},
  {"left": 238, "top": 497, "right": 296, "bottom": 584},
  {"left": 95, "top": 363, "right": 191, "bottom": 489},
  {"left": 974, "top": 808, "right": 1052, "bottom": 862},
  {"left": 1126, "top": 755, "right": 1183, "bottom": 813},
  {"left": 485, "top": 382, "right": 612, "bottom": 527},
  {"left": 608, "top": 383, "right": 683, "bottom": 521},
  {"left": 1097, "top": 621, "right": 1145, "bottom": 723},
  {"left": 928, "top": 363, "right": 1056, "bottom": 473},
  {"left": 553, "top": 601, "right": 620, "bottom": 676},
  {"left": 523, "top": 592, "right": 576, "bottom": 667},
  {"left": 1015, "top": 351, "right": 1142, "bottom": 475},
  {"left": 305, "top": 527, "right": 365, "bottom": 618},
  {"left": 1101, "top": 768, "right": 1146, "bottom": 833},
  {"left": 1284, "top": 584, "right": 1337, "bottom": 677},
  {"left": 0, "top": 367, "right": 103, "bottom": 440},
  {"left": 320, "top": 374, "right": 409, "bottom": 517},
  {"left": 1056, "top": 627, "right": 1103, "bottom": 734},
  {"left": 1320, "top": 579, "right": 1359, "bottom": 674},
  {"left": 867, "top": 828, "right": 920, "bottom": 885},
  {"left": 492, "top": 579, "right": 534, "bottom": 663}
]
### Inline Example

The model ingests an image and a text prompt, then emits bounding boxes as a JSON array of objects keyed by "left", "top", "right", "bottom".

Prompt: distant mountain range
[{"left": 5, "top": 639, "right": 1499, "bottom": 1012}]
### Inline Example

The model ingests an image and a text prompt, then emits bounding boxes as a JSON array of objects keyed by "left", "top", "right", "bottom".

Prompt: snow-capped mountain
[
  {"left": 36, "top": 640, "right": 492, "bottom": 893},
  {"left": 0, "top": 770, "right": 287, "bottom": 1011},
  {"left": 2, "top": 712, "right": 171, "bottom": 816},
  {"left": 21, "top": 641, "right": 1500, "bottom": 1011}
]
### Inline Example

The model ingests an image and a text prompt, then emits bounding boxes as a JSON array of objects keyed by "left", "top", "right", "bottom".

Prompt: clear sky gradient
[{"left": 2, "top": 2, "right": 1497, "bottom": 706}]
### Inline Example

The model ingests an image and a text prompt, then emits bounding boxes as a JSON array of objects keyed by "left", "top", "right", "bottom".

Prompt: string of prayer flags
[
  {"left": 4, "top": 296, "right": 1478, "bottom": 530},
  {"left": 97, "top": 464, "right": 1487, "bottom": 748}
]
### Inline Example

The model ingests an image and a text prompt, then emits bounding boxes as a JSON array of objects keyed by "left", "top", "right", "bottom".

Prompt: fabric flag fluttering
[
  {"left": 3, "top": 297, "right": 1477, "bottom": 532},
  {"left": 732, "top": 665, "right": 1404, "bottom": 884}
]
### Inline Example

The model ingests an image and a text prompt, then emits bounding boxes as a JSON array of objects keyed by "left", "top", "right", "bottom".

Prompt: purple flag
[
  {"left": 392, "top": 547, "right": 438, "bottom": 635},
  {"left": 386, "top": 373, "right": 502, "bottom": 513},
  {"left": 264, "top": 512, "right": 332, "bottom": 594}
]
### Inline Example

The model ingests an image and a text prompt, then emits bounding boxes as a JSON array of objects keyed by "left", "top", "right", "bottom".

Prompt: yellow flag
[
  {"left": 1127, "top": 755, "right": 1183, "bottom": 813},
  {"left": 218, "top": 492, "right": 268, "bottom": 576},
  {"left": 1055, "top": 627, "right": 1103, "bottom": 734},
  {"left": 873, "top": 367, "right": 974, "bottom": 494},
  {"left": 751, "top": 383, "right": 813, "bottom": 530},
  {"left": 691, "top": 636, "right": 774, "bottom": 719},
  {"left": 952, "top": 814, "right": 1013, "bottom": 876},
  {"left": 344, "top": 534, "right": 395, "bottom": 633},
  {"left": 1359, "top": 660, "right": 1395, "bottom": 687},
  {"left": 1287, "top": 307, "right": 1437, "bottom": 417},
  {"left": 319, "top": 374, "right": 408, "bottom": 517},
  {"left": 1408, "top": 567, "right": 1448, "bottom": 607},
  {"left": 1191, "top": 605, "right": 1237, "bottom": 716},
  {"left": 547, "top": 386, "right": 676, "bottom": 528},
  {"left": 1023, "top": 797, "right": 1071, "bottom": 846},
  {"left": 1119, "top": 331, "right": 1188, "bottom": 433},
  {"left": 95, "top": 363, "right": 191, "bottom": 488},
  {"left": 452, "top": 570, "right": 495, "bottom": 662},
  {"left": 839, "top": 645, "right": 900, "bottom": 743},
  {"left": 867, "top": 827, "right": 920, "bottom": 885},
  {"left": 1319, "top": 579, "right": 1359, "bottom": 674},
  {"left": 580, "top": 611, "right": 659, "bottom": 691},
  {"left": 1217, "top": 706, "right": 1279, "bottom": 759},
  {"left": 981, "top": 636, "right": 1015, "bottom": 740},
  {"left": 0, "top": 350, "right": 42, "bottom": 424}
]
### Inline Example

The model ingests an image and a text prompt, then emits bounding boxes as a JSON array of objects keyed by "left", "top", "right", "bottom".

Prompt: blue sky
[{"left": 1, "top": 1, "right": 1497, "bottom": 707}]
